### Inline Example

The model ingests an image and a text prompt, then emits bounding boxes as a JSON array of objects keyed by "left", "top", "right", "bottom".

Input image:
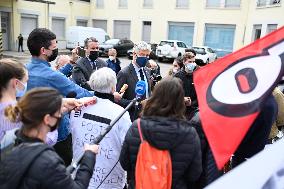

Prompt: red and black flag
[{"left": 194, "top": 26, "right": 284, "bottom": 169}]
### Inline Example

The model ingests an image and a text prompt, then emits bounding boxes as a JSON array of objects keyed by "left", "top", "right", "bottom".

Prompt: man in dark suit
[
  {"left": 116, "top": 41, "right": 152, "bottom": 121},
  {"left": 72, "top": 37, "right": 107, "bottom": 90}
]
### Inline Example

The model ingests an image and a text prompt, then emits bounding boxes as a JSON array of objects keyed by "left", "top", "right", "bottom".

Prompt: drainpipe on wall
[{"left": 0, "top": 12, "right": 2, "bottom": 57}]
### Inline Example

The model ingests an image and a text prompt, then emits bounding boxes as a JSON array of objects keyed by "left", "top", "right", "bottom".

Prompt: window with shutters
[{"left": 52, "top": 18, "right": 65, "bottom": 39}]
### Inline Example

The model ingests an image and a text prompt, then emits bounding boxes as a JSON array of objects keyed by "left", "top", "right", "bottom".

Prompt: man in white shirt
[{"left": 70, "top": 67, "right": 131, "bottom": 189}]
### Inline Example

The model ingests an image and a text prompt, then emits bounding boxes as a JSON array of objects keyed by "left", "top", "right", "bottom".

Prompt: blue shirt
[{"left": 27, "top": 57, "right": 93, "bottom": 141}]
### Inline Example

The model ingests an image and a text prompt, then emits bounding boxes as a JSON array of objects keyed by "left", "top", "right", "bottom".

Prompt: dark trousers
[
  {"left": 18, "top": 44, "right": 23, "bottom": 52},
  {"left": 53, "top": 134, "right": 73, "bottom": 166}
]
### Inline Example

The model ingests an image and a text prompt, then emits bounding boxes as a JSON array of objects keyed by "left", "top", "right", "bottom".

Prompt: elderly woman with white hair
[
  {"left": 116, "top": 41, "right": 152, "bottom": 121},
  {"left": 70, "top": 67, "right": 132, "bottom": 189}
]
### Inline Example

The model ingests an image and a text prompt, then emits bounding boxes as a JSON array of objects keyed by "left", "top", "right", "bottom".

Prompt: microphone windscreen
[
  {"left": 135, "top": 81, "right": 146, "bottom": 98},
  {"left": 119, "top": 84, "right": 128, "bottom": 94}
]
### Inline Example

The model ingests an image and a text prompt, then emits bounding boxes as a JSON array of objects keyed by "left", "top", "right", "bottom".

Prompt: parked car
[
  {"left": 156, "top": 40, "right": 188, "bottom": 62},
  {"left": 127, "top": 43, "right": 158, "bottom": 59},
  {"left": 214, "top": 49, "right": 232, "bottom": 58},
  {"left": 192, "top": 46, "right": 218, "bottom": 64},
  {"left": 66, "top": 26, "right": 110, "bottom": 50},
  {"left": 99, "top": 39, "right": 134, "bottom": 56}
]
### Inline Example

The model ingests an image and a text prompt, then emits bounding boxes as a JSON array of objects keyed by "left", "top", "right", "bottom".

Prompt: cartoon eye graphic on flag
[
  {"left": 194, "top": 27, "right": 284, "bottom": 169},
  {"left": 207, "top": 40, "right": 284, "bottom": 117}
]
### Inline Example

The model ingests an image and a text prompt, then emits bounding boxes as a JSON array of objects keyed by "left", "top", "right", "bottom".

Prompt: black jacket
[
  {"left": 116, "top": 63, "right": 152, "bottom": 121},
  {"left": 119, "top": 117, "right": 202, "bottom": 189},
  {"left": 0, "top": 131, "right": 96, "bottom": 189},
  {"left": 189, "top": 113, "right": 223, "bottom": 188},
  {"left": 174, "top": 69, "right": 198, "bottom": 119},
  {"left": 72, "top": 57, "right": 107, "bottom": 90},
  {"left": 232, "top": 94, "right": 278, "bottom": 167}
]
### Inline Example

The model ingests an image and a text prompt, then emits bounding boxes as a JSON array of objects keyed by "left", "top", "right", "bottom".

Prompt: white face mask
[
  {"left": 185, "top": 63, "right": 197, "bottom": 73},
  {"left": 109, "top": 56, "right": 115, "bottom": 61},
  {"left": 172, "top": 68, "right": 179, "bottom": 74},
  {"left": 16, "top": 80, "right": 27, "bottom": 98}
]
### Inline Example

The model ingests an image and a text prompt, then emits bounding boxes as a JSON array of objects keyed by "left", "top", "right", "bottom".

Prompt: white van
[{"left": 66, "top": 26, "right": 110, "bottom": 50}]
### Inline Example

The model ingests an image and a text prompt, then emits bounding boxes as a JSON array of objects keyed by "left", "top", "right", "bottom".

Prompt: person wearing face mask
[
  {"left": 26, "top": 28, "right": 94, "bottom": 165},
  {"left": 72, "top": 37, "right": 107, "bottom": 90},
  {"left": 0, "top": 88, "right": 99, "bottom": 189},
  {"left": 174, "top": 52, "right": 199, "bottom": 120},
  {"left": 106, "top": 48, "right": 121, "bottom": 75},
  {"left": 168, "top": 57, "right": 183, "bottom": 76},
  {"left": 0, "top": 59, "right": 58, "bottom": 149},
  {"left": 116, "top": 41, "right": 152, "bottom": 121}
]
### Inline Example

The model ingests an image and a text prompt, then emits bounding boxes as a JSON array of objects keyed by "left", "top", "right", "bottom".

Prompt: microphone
[
  {"left": 119, "top": 84, "right": 128, "bottom": 94},
  {"left": 135, "top": 80, "right": 146, "bottom": 100},
  {"left": 66, "top": 81, "right": 146, "bottom": 175},
  {"left": 66, "top": 91, "right": 77, "bottom": 98}
]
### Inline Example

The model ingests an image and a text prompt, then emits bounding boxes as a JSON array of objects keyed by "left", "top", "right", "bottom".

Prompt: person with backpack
[
  {"left": 119, "top": 77, "right": 202, "bottom": 189},
  {"left": 0, "top": 88, "right": 99, "bottom": 189}
]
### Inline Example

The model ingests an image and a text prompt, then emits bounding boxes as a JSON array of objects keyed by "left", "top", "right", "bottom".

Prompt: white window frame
[
  {"left": 143, "top": 0, "right": 153, "bottom": 8},
  {"left": 176, "top": 0, "right": 189, "bottom": 8},
  {"left": 118, "top": 0, "right": 128, "bottom": 8},
  {"left": 76, "top": 19, "right": 88, "bottom": 27},
  {"left": 256, "top": 0, "right": 281, "bottom": 7},
  {"left": 266, "top": 24, "right": 278, "bottom": 34},
  {"left": 206, "top": 0, "right": 241, "bottom": 8},
  {"left": 96, "top": 0, "right": 104, "bottom": 8}
]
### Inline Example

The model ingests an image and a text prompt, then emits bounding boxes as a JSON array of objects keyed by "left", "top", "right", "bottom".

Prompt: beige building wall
[
  {"left": 92, "top": 0, "right": 283, "bottom": 55},
  {"left": 0, "top": 0, "right": 91, "bottom": 50},
  {"left": 245, "top": 0, "right": 284, "bottom": 45},
  {"left": 1, "top": 0, "right": 283, "bottom": 52}
]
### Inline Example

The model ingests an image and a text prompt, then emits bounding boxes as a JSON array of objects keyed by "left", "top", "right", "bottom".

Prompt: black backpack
[{"left": 0, "top": 142, "right": 51, "bottom": 189}]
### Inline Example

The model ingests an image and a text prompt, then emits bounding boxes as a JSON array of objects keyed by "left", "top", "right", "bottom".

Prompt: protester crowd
[{"left": 0, "top": 27, "right": 283, "bottom": 189}]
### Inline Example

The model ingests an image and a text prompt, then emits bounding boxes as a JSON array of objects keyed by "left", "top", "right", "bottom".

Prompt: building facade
[
  {"left": 0, "top": 0, "right": 92, "bottom": 50},
  {"left": 92, "top": 0, "right": 283, "bottom": 56},
  {"left": 0, "top": 0, "right": 283, "bottom": 54}
]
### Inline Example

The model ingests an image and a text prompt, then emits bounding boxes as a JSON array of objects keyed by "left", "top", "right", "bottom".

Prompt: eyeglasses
[{"left": 186, "top": 61, "right": 195, "bottom": 63}]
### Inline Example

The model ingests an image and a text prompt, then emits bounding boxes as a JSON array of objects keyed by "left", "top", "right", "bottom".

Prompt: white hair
[
  {"left": 88, "top": 67, "right": 117, "bottom": 94},
  {"left": 133, "top": 41, "right": 151, "bottom": 54}
]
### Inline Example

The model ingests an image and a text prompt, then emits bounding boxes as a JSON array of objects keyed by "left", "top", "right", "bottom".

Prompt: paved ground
[{"left": 2, "top": 50, "right": 172, "bottom": 78}]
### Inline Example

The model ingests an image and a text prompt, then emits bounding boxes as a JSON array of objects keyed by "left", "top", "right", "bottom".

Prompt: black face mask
[
  {"left": 48, "top": 117, "right": 61, "bottom": 132},
  {"left": 89, "top": 51, "right": 99, "bottom": 62},
  {"left": 47, "top": 48, "right": 58, "bottom": 62}
]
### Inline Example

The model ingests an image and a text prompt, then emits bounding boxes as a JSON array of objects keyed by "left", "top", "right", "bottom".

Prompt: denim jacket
[{"left": 27, "top": 58, "right": 93, "bottom": 141}]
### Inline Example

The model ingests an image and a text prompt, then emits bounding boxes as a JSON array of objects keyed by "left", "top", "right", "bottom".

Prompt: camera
[{"left": 150, "top": 68, "right": 162, "bottom": 86}]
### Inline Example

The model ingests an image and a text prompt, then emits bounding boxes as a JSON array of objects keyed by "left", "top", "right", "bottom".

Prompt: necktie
[{"left": 139, "top": 69, "right": 145, "bottom": 81}]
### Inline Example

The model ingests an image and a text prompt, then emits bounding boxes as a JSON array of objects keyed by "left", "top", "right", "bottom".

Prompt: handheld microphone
[
  {"left": 119, "top": 84, "right": 128, "bottom": 94},
  {"left": 66, "top": 81, "right": 146, "bottom": 175}
]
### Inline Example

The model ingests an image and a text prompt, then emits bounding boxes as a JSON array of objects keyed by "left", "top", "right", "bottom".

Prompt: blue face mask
[
  {"left": 136, "top": 56, "right": 148, "bottom": 68},
  {"left": 16, "top": 81, "right": 27, "bottom": 98},
  {"left": 185, "top": 63, "right": 197, "bottom": 73}
]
